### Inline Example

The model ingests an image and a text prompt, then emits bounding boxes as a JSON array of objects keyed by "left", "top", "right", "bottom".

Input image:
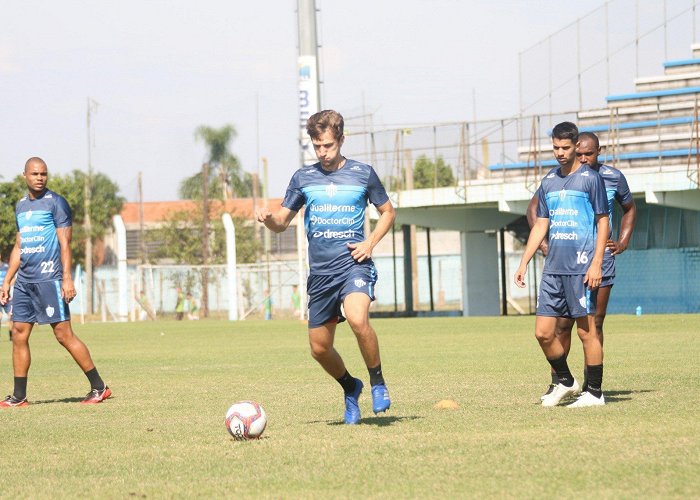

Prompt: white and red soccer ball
[{"left": 225, "top": 401, "right": 267, "bottom": 440}]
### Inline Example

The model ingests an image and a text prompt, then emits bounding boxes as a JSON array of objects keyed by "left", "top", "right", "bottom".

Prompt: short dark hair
[
  {"left": 306, "top": 110, "right": 344, "bottom": 141},
  {"left": 551, "top": 121, "right": 578, "bottom": 143},
  {"left": 578, "top": 131, "right": 600, "bottom": 148}
]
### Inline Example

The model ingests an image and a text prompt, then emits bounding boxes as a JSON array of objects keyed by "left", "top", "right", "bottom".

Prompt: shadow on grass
[
  {"left": 312, "top": 415, "right": 421, "bottom": 427},
  {"left": 31, "top": 396, "right": 93, "bottom": 404},
  {"left": 603, "top": 388, "right": 653, "bottom": 404}
]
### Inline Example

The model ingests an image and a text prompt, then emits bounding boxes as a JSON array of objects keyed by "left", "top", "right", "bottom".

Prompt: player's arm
[
  {"left": 0, "top": 233, "right": 21, "bottom": 305},
  {"left": 584, "top": 214, "right": 610, "bottom": 289},
  {"left": 56, "top": 226, "right": 77, "bottom": 303},
  {"left": 348, "top": 200, "right": 396, "bottom": 263},
  {"left": 255, "top": 206, "right": 297, "bottom": 233},
  {"left": 514, "top": 217, "right": 549, "bottom": 288},
  {"left": 608, "top": 199, "right": 637, "bottom": 255},
  {"left": 526, "top": 193, "right": 548, "bottom": 256}
]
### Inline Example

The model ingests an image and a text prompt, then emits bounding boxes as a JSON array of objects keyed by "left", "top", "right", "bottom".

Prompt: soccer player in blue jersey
[
  {"left": 527, "top": 132, "right": 637, "bottom": 399},
  {"left": 0, "top": 258, "right": 13, "bottom": 341},
  {"left": 0, "top": 157, "right": 111, "bottom": 407},
  {"left": 255, "top": 110, "right": 395, "bottom": 424},
  {"left": 514, "top": 122, "right": 610, "bottom": 408}
]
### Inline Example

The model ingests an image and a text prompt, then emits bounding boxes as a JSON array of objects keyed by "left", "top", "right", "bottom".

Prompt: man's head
[
  {"left": 551, "top": 122, "right": 579, "bottom": 168},
  {"left": 23, "top": 157, "right": 48, "bottom": 198},
  {"left": 576, "top": 132, "right": 601, "bottom": 168},
  {"left": 307, "top": 110, "right": 345, "bottom": 169}
]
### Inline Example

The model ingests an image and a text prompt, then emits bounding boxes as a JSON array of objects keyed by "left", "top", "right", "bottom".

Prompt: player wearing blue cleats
[
  {"left": 344, "top": 379, "right": 363, "bottom": 424},
  {"left": 371, "top": 383, "right": 391, "bottom": 414}
]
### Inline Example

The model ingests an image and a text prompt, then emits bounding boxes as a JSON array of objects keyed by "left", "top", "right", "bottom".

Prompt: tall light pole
[{"left": 85, "top": 98, "right": 98, "bottom": 316}]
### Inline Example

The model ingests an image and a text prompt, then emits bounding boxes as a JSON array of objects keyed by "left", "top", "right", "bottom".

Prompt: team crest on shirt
[
  {"left": 580, "top": 170, "right": 589, "bottom": 177},
  {"left": 354, "top": 279, "right": 366, "bottom": 288},
  {"left": 46, "top": 305, "right": 55, "bottom": 317},
  {"left": 601, "top": 168, "right": 613, "bottom": 176},
  {"left": 559, "top": 190, "right": 567, "bottom": 200},
  {"left": 546, "top": 173, "right": 555, "bottom": 178},
  {"left": 350, "top": 165, "right": 362, "bottom": 171},
  {"left": 25, "top": 210, "right": 33, "bottom": 219},
  {"left": 579, "top": 296, "right": 587, "bottom": 308},
  {"left": 325, "top": 183, "right": 338, "bottom": 197}
]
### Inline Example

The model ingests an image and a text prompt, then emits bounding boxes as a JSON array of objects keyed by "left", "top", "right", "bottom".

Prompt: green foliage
[
  {"left": 146, "top": 209, "right": 259, "bottom": 265},
  {"left": 0, "top": 171, "right": 123, "bottom": 266},
  {"left": 179, "top": 125, "right": 252, "bottom": 199},
  {"left": 412, "top": 155, "right": 455, "bottom": 188},
  {"left": 0, "top": 176, "right": 25, "bottom": 259}
]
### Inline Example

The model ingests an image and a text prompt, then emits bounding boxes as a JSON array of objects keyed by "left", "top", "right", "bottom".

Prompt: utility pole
[
  {"left": 138, "top": 171, "right": 147, "bottom": 289},
  {"left": 85, "top": 98, "right": 98, "bottom": 316},
  {"left": 201, "top": 162, "right": 210, "bottom": 318}
]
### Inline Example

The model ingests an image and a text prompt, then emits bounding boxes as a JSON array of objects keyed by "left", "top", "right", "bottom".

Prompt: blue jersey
[
  {"left": 0, "top": 262, "right": 7, "bottom": 285},
  {"left": 282, "top": 159, "right": 390, "bottom": 275},
  {"left": 15, "top": 189, "right": 72, "bottom": 283},
  {"left": 536, "top": 164, "right": 608, "bottom": 275},
  {"left": 596, "top": 163, "right": 633, "bottom": 269}
]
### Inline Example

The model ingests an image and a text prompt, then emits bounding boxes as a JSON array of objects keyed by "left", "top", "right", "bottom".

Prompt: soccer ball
[{"left": 225, "top": 401, "right": 267, "bottom": 440}]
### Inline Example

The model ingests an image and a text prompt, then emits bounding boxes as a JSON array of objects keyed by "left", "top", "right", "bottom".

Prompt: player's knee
[
  {"left": 309, "top": 339, "right": 331, "bottom": 360},
  {"left": 534, "top": 329, "right": 555, "bottom": 344},
  {"left": 345, "top": 314, "right": 369, "bottom": 334}
]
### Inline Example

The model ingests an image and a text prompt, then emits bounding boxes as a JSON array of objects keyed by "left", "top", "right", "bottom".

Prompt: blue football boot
[
  {"left": 371, "top": 383, "right": 391, "bottom": 414},
  {"left": 343, "top": 378, "right": 363, "bottom": 425}
]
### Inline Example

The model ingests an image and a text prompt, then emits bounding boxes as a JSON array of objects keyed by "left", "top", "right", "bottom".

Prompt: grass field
[{"left": 0, "top": 314, "right": 698, "bottom": 498}]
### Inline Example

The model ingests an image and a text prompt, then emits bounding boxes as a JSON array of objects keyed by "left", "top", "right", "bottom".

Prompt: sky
[{"left": 1, "top": 0, "right": 693, "bottom": 202}]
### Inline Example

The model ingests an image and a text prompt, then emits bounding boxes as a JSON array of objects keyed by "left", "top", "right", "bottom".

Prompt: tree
[
  {"left": 179, "top": 125, "right": 253, "bottom": 199},
  {"left": 412, "top": 155, "right": 455, "bottom": 189},
  {"left": 0, "top": 171, "right": 123, "bottom": 266}
]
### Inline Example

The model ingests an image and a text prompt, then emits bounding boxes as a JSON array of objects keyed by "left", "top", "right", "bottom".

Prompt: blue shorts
[
  {"left": 601, "top": 249, "right": 615, "bottom": 287},
  {"left": 12, "top": 280, "right": 71, "bottom": 325},
  {"left": 307, "top": 263, "right": 377, "bottom": 328},
  {"left": 537, "top": 273, "right": 597, "bottom": 318}
]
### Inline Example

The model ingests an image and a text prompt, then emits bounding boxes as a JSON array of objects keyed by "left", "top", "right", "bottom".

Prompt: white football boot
[
  {"left": 541, "top": 379, "right": 580, "bottom": 407},
  {"left": 567, "top": 391, "right": 605, "bottom": 408}
]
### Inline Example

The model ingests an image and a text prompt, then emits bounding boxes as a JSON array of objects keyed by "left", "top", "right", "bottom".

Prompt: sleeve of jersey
[
  {"left": 53, "top": 195, "right": 73, "bottom": 228},
  {"left": 535, "top": 185, "right": 548, "bottom": 218},
  {"left": 281, "top": 172, "right": 305, "bottom": 212},
  {"left": 367, "top": 167, "right": 390, "bottom": 206},
  {"left": 591, "top": 174, "right": 608, "bottom": 215},
  {"left": 615, "top": 171, "right": 634, "bottom": 205}
]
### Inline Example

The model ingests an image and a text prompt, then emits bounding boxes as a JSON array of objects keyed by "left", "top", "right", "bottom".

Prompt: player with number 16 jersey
[{"left": 536, "top": 164, "right": 609, "bottom": 276}]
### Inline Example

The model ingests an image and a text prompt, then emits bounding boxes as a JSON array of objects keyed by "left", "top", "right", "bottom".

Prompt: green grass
[{"left": 0, "top": 315, "right": 698, "bottom": 498}]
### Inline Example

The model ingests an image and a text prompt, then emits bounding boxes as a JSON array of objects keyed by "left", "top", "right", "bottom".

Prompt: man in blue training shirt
[
  {"left": 0, "top": 258, "right": 13, "bottom": 341},
  {"left": 527, "top": 131, "right": 637, "bottom": 399},
  {"left": 255, "top": 110, "right": 395, "bottom": 424},
  {"left": 0, "top": 157, "right": 111, "bottom": 407},
  {"left": 514, "top": 122, "right": 610, "bottom": 408}
]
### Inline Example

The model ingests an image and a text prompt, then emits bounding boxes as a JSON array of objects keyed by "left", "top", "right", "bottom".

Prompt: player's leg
[
  {"left": 307, "top": 274, "right": 363, "bottom": 424},
  {"left": 0, "top": 321, "right": 34, "bottom": 407},
  {"left": 343, "top": 292, "right": 390, "bottom": 414},
  {"left": 568, "top": 314, "right": 605, "bottom": 407},
  {"left": 1, "top": 282, "right": 35, "bottom": 407},
  {"left": 50, "top": 320, "right": 111, "bottom": 403},
  {"left": 595, "top": 285, "right": 612, "bottom": 348},
  {"left": 542, "top": 317, "right": 576, "bottom": 398}
]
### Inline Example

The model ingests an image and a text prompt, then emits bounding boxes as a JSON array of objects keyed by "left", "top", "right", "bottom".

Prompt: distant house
[{"left": 101, "top": 198, "right": 300, "bottom": 265}]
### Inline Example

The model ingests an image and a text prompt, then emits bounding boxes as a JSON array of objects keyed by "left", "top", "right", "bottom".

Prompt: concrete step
[
  {"left": 635, "top": 71, "right": 700, "bottom": 92},
  {"left": 578, "top": 101, "right": 698, "bottom": 126},
  {"left": 606, "top": 87, "right": 700, "bottom": 109}
]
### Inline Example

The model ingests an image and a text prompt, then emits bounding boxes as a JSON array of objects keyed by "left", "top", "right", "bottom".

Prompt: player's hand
[
  {"left": 255, "top": 208, "right": 273, "bottom": 224},
  {"left": 347, "top": 241, "right": 373, "bottom": 262},
  {"left": 538, "top": 241, "right": 549, "bottom": 257},
  {"left": 0, "top": 284, "right": 8, "bottom": 305},
  {"left": 513, "top": 266, "right": 527, "bottom": 288},
  {"left": 607, "top": 239, "right": 627, "bottom": 256},
  {"left": 62, "top": 277, "right": 77, "bottom": 303},
  {"left": 583, "top": 265, "right": 602, "bottom": 290}
]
